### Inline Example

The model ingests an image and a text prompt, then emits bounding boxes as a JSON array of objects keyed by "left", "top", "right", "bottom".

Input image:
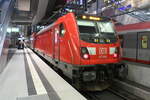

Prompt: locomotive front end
[
  {"left": 72, "top": 15, "right": 127, "bottom": 90},
  {"left": 77, "top": 15, "right": 121, "bottom": 64}
]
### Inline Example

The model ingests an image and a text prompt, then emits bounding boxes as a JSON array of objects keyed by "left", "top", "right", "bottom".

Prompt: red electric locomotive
[{"left": 32, "top": 12, "right": 127, "bottom": 90}]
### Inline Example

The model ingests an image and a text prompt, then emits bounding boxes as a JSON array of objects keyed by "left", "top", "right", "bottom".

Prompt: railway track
[
  {"left": 108, "top": 86, "right": 144, "bottom": 100},
  {"left": 82, "top": 91, "right": 123, "bottom": 100},
  {"left": 82, "top": 86, "right": 144, "bottom": 100}
]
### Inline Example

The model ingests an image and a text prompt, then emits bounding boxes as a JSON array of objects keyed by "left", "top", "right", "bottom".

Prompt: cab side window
[
  {"left": 59, "top": 24, "right": 66, "bottom": 37},
  {"left": 141, "top": 35, "right": 148, "bottom": 49}
]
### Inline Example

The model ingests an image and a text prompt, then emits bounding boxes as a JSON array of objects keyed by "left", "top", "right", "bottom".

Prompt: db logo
[{"left": 99, "top": 48, "right": 107, "bottom": 54}]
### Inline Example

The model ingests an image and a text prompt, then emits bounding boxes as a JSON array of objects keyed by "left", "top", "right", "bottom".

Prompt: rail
[{"left": 82, "top": 86, "right": 144, "bottom": 100}]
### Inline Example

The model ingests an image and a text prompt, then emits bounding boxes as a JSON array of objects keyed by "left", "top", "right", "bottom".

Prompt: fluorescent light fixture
[
  {"left": 7, "top": 28, "right": 11, "bottom": 33},
  {"left": 7, "top": 27, "right": 19, "bottom": 33}
]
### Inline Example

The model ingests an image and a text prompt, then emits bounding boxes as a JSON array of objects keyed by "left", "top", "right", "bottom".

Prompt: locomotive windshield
[
  {"left": 97, "top": 22, "right": 115, "bottom": 33},
  {"left": 77, "top": 20, "right": 117, "bottom": 44},
  {"left": 77, "top": 20, "right": 97, "bottom": 34}
]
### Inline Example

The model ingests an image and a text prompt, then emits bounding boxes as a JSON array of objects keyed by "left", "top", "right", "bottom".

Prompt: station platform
[{"left": 0, "top": 48, "right": 87, "bottom": 100}]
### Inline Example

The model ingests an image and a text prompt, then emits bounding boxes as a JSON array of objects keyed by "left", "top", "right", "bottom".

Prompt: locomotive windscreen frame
[{"left": 77, "top": 19, "right": 117, "bottom": 44}]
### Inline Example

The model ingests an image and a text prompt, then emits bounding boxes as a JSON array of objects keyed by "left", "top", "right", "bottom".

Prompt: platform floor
[{"left": 0, "top": 48, "right": 87, "bottom": 100}]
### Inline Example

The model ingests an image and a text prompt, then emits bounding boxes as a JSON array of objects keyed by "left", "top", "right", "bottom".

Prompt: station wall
[
  {"left": 0, "top": 0, "right": 14, "bottom": 73},
  {"left": 127, "top": 63, "right": 150, "bottom": 88}
]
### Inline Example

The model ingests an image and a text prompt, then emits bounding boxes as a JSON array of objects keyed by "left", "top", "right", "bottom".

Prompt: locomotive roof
[
  {"left": 36, "top": 12, "right": 112, "bottom": 36},
  {"left": 36, "top": 12, "right": 74, "bottom": 36},
  {"left": 36, "top": 23, "right": 54, "bottom": 35}
]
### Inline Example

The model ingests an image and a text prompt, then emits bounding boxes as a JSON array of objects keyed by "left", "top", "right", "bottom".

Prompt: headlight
[
  {"left": 81, "top": 47, "right": 90, "bottom": 59},
  {"left": 110, "top": 47, "right": 119, "bottom": 58},
  {"left": 109, "top": 47, "right": 116, "bottom": 54}
]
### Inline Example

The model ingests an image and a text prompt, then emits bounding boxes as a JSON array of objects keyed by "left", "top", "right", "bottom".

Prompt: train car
[
  {"left": 17, "top": 37, "right": 25, "bottom": 49},
  {"left": 33, "top": 12, "right": 127, "bottom": 90},
  {"left": 116, "top": 22, "right": 150, "bottom": 64}
]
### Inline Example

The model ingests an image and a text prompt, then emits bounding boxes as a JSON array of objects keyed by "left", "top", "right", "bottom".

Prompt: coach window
[
  {"left": 59, "top": 24, "right": 66, "bottom": 36},
  {"left": 141, "top": 35, "right": 148, "bottom": 49}
]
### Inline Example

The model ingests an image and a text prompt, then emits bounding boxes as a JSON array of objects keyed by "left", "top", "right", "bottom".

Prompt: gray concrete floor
[
  {"left": 0, "top": 50, "right": 28, "bottom": 100},
  {"left": 0, "top": 48, "right": 87, "bottom": 100}
]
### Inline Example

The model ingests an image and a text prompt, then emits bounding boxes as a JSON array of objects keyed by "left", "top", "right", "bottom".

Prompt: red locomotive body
[{"left": 33, "top": 12, "right": 124, "bottom": 90}]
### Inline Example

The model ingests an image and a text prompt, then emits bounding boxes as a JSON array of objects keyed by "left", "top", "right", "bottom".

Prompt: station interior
[{"left": 0, "top": 0, "right": 150, "bottom": 100}]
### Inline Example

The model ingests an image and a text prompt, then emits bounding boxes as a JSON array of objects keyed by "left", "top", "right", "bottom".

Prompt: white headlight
[{"left": 110, "top": 47, "right": 116, "bottom": 54}]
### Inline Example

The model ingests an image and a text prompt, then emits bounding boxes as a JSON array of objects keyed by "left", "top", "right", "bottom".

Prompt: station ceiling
[
  {"left": 127, "top": 8, "right": 150, "bottom": 22},
  {"left": 11, "top": 0, "right": 66, "bottom": 25},
  {"left": 100, "top": 0, "right": 150, "bottom": 24},
  {"left": 11, "top": 0, "right": 150, "bottom": 25}
]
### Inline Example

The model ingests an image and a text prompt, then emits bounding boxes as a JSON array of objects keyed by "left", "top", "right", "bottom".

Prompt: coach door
[
  {"left": 122, "top": 33, "right": 138, "bottom": 59},
  {"left": 53, "top": 26, "right": 60, "bottom": 61},
  {"left": 137, "top": 32, "right": 150, "bottom": 62}
]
